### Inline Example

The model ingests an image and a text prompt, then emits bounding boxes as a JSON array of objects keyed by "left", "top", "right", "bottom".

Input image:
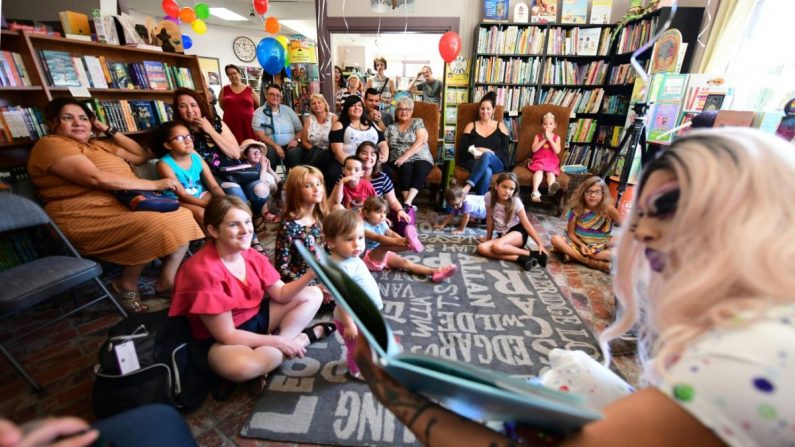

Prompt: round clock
[{"left": 233, "top": 36, "right": 256, "bottom": 62}]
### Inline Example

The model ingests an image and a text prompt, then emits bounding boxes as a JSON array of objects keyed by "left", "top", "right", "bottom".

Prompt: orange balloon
[
  {"left": 179, "top": 6, "right": 196, "bottom": 24},
  {"left": 265, "top": 17, "right": 280, "bottom": 34}
]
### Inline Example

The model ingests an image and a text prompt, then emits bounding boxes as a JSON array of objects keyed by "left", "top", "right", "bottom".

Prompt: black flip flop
[{"left": 302, "top": 322, "right": 337, "bottom": 344}]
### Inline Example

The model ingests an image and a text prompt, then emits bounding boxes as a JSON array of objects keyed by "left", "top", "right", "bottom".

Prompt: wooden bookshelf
[{"left": 0, "top": 29, "right": 209, "bottom": 167}]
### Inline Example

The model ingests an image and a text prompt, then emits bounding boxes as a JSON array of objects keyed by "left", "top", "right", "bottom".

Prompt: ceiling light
[{"left": 209, "top": 7, "right": 248, "bottom": 21}]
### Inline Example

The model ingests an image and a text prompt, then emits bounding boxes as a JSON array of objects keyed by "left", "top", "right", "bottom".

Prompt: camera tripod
[{"left": 601, "top": 102, "right": 651, "bottom": 206}]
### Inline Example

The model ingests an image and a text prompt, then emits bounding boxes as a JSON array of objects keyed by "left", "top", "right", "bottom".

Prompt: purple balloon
[{"left": 164, "top": 15, "right": 179, "bottom": 24}]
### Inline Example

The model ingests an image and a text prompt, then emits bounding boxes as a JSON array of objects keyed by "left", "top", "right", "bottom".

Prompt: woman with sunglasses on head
[
  {"left": 354, "top": 128, "right": 795, "bottom": 447},
  {"left": 27, "top": 97, "right": 204, "bottom": 313}
]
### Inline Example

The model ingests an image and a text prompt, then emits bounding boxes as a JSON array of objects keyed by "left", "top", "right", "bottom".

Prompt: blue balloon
[
  {"left": 182, "top": 34, "right": 193, "bottom": 50},
  {"left": 256, "top": 37, "right": 285, "bottom": 75},
  {"left": 284, "top": 66, "right": 292, "bottom": 78}
]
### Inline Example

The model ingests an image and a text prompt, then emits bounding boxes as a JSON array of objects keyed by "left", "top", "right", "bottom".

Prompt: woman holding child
[
  {"left": 27, "top": 97, "right": 204, "bottom": 313},
  {"left": 169, "top": 196, "right": 334, "bottom": 385},
  {"left": 355, "top": 128, "right": 795, "bottom": 446}
]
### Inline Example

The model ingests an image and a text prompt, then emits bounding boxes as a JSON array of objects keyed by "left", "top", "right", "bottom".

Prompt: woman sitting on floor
[
  {"left": 354, "top": 128, "right": 795, "bottom": 446},
  {"left": 27, "top": 97, "right": 204, "bottom": 313},
  {"left": 169, "top": 196, "right": 334, "bottom": 385}
]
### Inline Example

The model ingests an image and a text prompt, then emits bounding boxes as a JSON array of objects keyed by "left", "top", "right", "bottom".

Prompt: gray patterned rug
[{"left": 241, "top": 233, "right": 601, "bottom": 446}]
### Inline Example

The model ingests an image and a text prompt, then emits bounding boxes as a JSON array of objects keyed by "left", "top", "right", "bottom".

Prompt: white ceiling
[{"left": 122, "top": 0, "right": 317, "bottom": 40}]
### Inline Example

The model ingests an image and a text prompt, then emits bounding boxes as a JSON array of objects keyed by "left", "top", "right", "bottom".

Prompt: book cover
[
  {"left": 40, "top": 50, "right": 81, "bottom": 87},
  {"left": 775, "top": 115, "right": 795, "bottom": 143},
  {"left": 577, "top": 28, "right": 601, "bottom": 56},
  {"left": 107, "top": 61, "right": 134, "bottom": 89},
  {"left": 128, "top": 101, "right": 157, "bottom": 129},
  {"left": 531, "top": 0, "right": 557, "bottom": 23},
  {"left": 297, "top": 244, "right": 603, "bottom": 430},
  {"left": 484, "top": 0, "right": 510, "bottom": 21},
  {"left": 59, "top": 10, "right": 91, "bottom": 36},
  {"left": 83, "top": 56, "right": 109, "bottom": 88},
  {"left": 702, "top": 94, "right": 725, "bottom": 112},
  {"left": 143, "top": 61, "right": 168, "bottom": 90},
  {"left": 589, "top": 0, "right": 612, "bottom": 24},
  {"left": 561, "top": 0, "right": 587, "bottom": 24}
]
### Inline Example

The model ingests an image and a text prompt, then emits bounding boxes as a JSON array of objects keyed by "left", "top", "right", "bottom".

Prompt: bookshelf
[{"left": 0, "top": 29, "right": 208, "bottom": 168}]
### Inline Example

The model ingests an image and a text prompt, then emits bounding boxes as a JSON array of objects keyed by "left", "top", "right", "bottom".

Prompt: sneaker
[
  {"left": 431, "top": 264, "right": 458, "bottom": 283},
  {"left": 404, "top": 225, "right": 424, "bottom": 252},
  {"left": 548, "top": 181, "right": 561, "bottom": 196}
]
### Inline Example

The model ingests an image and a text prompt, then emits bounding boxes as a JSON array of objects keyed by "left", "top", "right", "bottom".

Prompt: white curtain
[{"left": 696, "top": 0, "right": 758, "bottom": 73}]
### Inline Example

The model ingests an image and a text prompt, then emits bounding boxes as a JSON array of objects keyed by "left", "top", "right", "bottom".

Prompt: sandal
[
  {"left": 531, "top": 191, "right": 542, "bottom": 203},
  {"left": 111, "top": 282, "right": 149, "bottom": 313},
  {"left": 302, "top": 322, "right": 337, "bottom": 345}
]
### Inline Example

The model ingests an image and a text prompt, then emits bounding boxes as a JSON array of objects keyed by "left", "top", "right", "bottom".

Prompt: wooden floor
[{"left": 0, "top": 198, "right": 638, "bottom": 446}]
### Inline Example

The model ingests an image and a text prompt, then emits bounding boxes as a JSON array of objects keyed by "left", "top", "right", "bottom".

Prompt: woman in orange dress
[{"left": 27, "top": 97, "right": 204, "bottom": 312}]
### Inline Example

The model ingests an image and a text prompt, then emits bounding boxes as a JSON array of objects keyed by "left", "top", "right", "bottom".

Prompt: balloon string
[
  {"left": 343, "top": 0, "right": 349, "bottom": 36},
  {"left": 318, "top": 0, "right": 332, "bottom": 81},
  {"left": 696, "top": 0, "right": 712, "bottom": 48},
  {"left": 631, "top": 0, "right": 678, "bottom": 83},
  {"left": 404, "top": 0, "right": 408, "bottom": 33}
]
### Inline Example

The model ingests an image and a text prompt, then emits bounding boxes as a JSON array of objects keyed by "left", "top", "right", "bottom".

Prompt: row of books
[
  {"left": 0, "top": 51, "right": 33, "bottom": 87},
  {"left": 476, "top": 25, "right": 546, "bottom": 55},
  {"left": 567, "top": 118, "right": 598, "bottom": 144},
  {"left": 601, "top": 95, "right": 630, "bottom": 114},
  {"left": 445, "top": 87, "right": 469, "bottom": 104},
  {"left": 81, "top": 99, "right": 174, "bottom": 133},
  {"left": 546, "top": 27, "right": 610, "bottom": 56},
  {"left": 614, "top": 16, "right": 659, "bottom": 55},
  {"left": 607, "top": 62, "right": 647, "bottom": 85},
  {"left": 539, "top": 88, "right": 604, "bottom": 115},
  {"left": 474, "top": 56, "right": 542, "bottom": 85},
  {"left": 541, "top": 59, "right": 607, "bottom": 85},
  {"left": 37, "top": 50, "right": 194, "bottom": 90},
  {"left": 504, "top": 116, "right": 520, "bottom": 142},
  {"left": 0, "top": 106, "right": 46, "bottom": 142},
  {"left": 472, "top": 86, "right": 537, "bottom": 114}
]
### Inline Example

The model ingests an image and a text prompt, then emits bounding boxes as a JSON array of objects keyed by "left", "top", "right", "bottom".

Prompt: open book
[{"left": 297, "top": 244, "right": 602, "bottom": 432}]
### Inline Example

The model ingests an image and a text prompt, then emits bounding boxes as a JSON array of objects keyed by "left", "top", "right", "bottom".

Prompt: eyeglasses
[
  {"left": 169, "top": 134, "right": 194, "bottom": 143},
  {"left": 584, "top": 189, "right": 603, "bottom": 196},
  {"left": 60, "top": 114, "right": 90, "bottom": 122},
  {"left": 267, "top": 93, "right": 282, "bottom": 98},
  {"left": 396, "top": 108, "right": 412, "bottom": 112}
]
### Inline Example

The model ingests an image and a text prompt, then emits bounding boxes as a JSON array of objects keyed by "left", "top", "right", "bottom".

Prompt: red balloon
[
  {"left": 161, "top": 0, "right": 180, "bottom": 18},
  {"left": 253, "top": 0, "right": 269, "bottom": 15},
  {"left": 438, "top": 31, "right": 462, "bottom": 64}
]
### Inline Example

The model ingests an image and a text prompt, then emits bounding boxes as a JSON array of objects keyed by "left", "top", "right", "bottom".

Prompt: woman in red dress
[{"left": 219, "top": 64, "right": 259, "bottom": 144}]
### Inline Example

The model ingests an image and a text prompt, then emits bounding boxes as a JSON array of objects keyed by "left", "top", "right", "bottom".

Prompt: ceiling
[{"left": 122, "top": 0, "right": 318, "bottom": 40}]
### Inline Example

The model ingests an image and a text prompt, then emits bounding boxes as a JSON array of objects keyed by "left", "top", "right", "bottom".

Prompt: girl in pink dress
[{"left": 527, "top": 112, "right": 562, "bottom": 202}]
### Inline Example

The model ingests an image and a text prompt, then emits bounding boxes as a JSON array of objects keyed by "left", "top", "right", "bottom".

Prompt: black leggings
[{"left": 386, "top": 160, "right": 433, "bottom": 192}]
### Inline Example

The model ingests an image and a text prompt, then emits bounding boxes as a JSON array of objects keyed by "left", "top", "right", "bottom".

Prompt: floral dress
[{"left": 273, "top": 219, "right": 323, "bottom": 282}]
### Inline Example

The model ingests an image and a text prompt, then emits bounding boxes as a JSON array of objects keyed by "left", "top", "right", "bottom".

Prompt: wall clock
[{"left": 233, "top": 36, "right": 256, "bottom": 62}]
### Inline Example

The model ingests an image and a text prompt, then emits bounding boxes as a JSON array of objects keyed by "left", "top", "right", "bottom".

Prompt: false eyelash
[{"left": 648, "top": 189, "right": 680, "bottom": 218}]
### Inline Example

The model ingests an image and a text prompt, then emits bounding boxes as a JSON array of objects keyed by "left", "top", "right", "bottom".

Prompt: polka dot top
[{"left": 658, "top": 303, "right": 795, "bottom": 447}]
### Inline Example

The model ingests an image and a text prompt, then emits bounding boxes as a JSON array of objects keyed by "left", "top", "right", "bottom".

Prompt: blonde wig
[
  {"left": 565, "top": 176, "right": 613, "bottom": 217},
  {"left": 309, "top": 93, "right": 330, "bottom": 114},
  {"left": 602, "top": 128, "right": 795, "bottom": 382},
  {"left": 282, "top": 165, "right": 328, "bottom": 223}
]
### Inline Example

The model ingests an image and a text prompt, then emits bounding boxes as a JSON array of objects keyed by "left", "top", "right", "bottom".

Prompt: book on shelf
[
  {"left": 107, "top": 61, "right": 135, "bottom": 89},
  {"left": 82, "top": 56, "right": 109, "bottom": 88},
  {"left": 615, "top": 15, "right": 659, "bottom": 54},
  {"left": 561, "top": 0, "right": 588, "bottom": 24},
  {"left": 567, "top": 118, "right": 598, "bottom": 144},
  {"left": 531, "top": 1, "right": 557, "bottom": 24},
  {"left": 541, "top": 59, "right": 606, "bottom": 85},
  {"left": 143, "top": 61, "right": 169, "bottom": 90},
  {"left": 475, "top": 56, "right": 541, "bottom": 84},
  {"left": 445, "top": 107, "right": 457, "bottom": 125},
  {"left": 473, "top": 85, "right": 536, "bottom": 114},
  {"left": 477, "top": 25, "right": 546, "bottom": 55},
  {"left": 601, "top": 95, "right": 630, "bottom": 114},
  {"left": 546, "top": 27, "right": 609, "bottom": 56},
  {"left": 681, "top": 74, "right": 734, "bottom": 113},
  {"left": 91, "top": 9, "right": 120, "bottom": 45},
  {"left": 128, "top": 101, "right": 158, "bottom": 130},
  {"left": 483, "top": 0, "right": 510, "bottom": 21},
  {"left": 81, "top": 99, "right": 173, "bottom": 133},
  {"left": 0, "top": 52, "right": 32, "bottom": 87},
  {"left": 576, "top": 28, "right": 602, "bottom": 56},
  {"left": 0, "top": 106, "right": 46, "bottom": 141},
  {"left": 539, "top": 88, "right": 603, "bottom": 115},
  {"left": 297, "top": 243, "right": 603, "bottom": 431},
  {"left": 58, "top": 11, "right": 91, "bottom": 36},
  {"left": 39, "top": 50, "right": 82, "bottom": 87},
  {"left": 589, "top": 0, "right": 612, "bottom": 24}
]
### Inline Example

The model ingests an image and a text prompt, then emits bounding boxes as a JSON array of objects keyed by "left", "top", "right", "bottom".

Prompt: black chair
[{"left": 0, "top": 193, "right": 128, "bottom": 392}]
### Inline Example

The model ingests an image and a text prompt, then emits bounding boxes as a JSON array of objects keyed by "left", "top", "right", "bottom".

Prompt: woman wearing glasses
[
  {"left": 383, "top": 97, "right": 434, "bottom": 209},
  {"left": 252, "top": 83, "right": 303, "bottom": 170},
  {"left": 27, "top": 97, "right": 204, "bottom": 313}
]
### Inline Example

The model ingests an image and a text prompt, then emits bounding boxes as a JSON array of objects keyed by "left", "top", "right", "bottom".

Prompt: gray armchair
[{"left": 0, "top": 193, "right": 127, "bottom": 392}]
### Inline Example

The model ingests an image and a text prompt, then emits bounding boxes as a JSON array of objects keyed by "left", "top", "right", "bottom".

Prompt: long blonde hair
[
  {"left": 282, "top": 165, "right": 328, "bottom": 223},
  {"left": 602, "top": 128, "right": 795, "bottom": 382}
]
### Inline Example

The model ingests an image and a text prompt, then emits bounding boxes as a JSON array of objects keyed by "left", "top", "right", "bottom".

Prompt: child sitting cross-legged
[
  {"left": 240, "top": 139, "right": 281, "bottom": 224},
  {"left": 324, "top": 208, "right": 382, "bottom": 381},
  {"left": 550, "top": 176, "right": 621, "bottom": 272},
  {"left": 363, "top": 196, "right": 457, "bottom": 282},
  {"left": 329, "top": 155, "right": 375, "bottom": 212},
  {"left": 434, "top": 186, "right": 487, "bottom": 234}
]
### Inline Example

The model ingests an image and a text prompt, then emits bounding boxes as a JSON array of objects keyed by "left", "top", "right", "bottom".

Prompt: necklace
[{"left": 222, "top": 257, "right": 246, "bottom": 278}]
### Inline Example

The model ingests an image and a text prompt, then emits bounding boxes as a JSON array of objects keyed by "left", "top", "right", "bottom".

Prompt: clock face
[{"left": 233, "top": 36, "right": 256, "bottom": 62}]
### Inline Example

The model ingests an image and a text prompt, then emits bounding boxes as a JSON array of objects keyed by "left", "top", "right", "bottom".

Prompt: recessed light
[{"left": 209, "top": 7, "right": 248, "bottom": 21}]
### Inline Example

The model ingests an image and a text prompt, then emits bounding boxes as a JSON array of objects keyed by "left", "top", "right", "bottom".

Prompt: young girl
[
  {"left": 477, "top": 172, "right": 549, "bottom": 270},
  {"left": 240, "top": 139, "right": 280, "bottom": 224},
  {"left": 435, "top": 186, "right": 487, "bottom": 234},
  {"left": 551, "top": 176, "right": 621, "bottom": 272},
  {"left": 274, "top": 166, "right": 328, "bottom": 284},
  {"left": 527, "top": 112, "right": 561, "bottom": 202},
  {"left": 152, "top": 121, "right": 225, "bottom": 227},
  {"left": 324, "top": 208, "right": 383, "bottom": 380},
  {"left": 363, "top": 196, "right": 458, "bottom": 282}
]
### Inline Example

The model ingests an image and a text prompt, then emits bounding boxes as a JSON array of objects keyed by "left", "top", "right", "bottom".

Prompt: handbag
[
  {"left": 113, "top": 190, "right": 180, "bottom": 212},
  {"left": 218, "top": 163, "right": 261, "bottom": 184}
]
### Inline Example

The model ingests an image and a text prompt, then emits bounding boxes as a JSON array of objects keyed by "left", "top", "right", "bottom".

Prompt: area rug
[{"left": 241, "top": 233, "right": 602, "bottom": 446}]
